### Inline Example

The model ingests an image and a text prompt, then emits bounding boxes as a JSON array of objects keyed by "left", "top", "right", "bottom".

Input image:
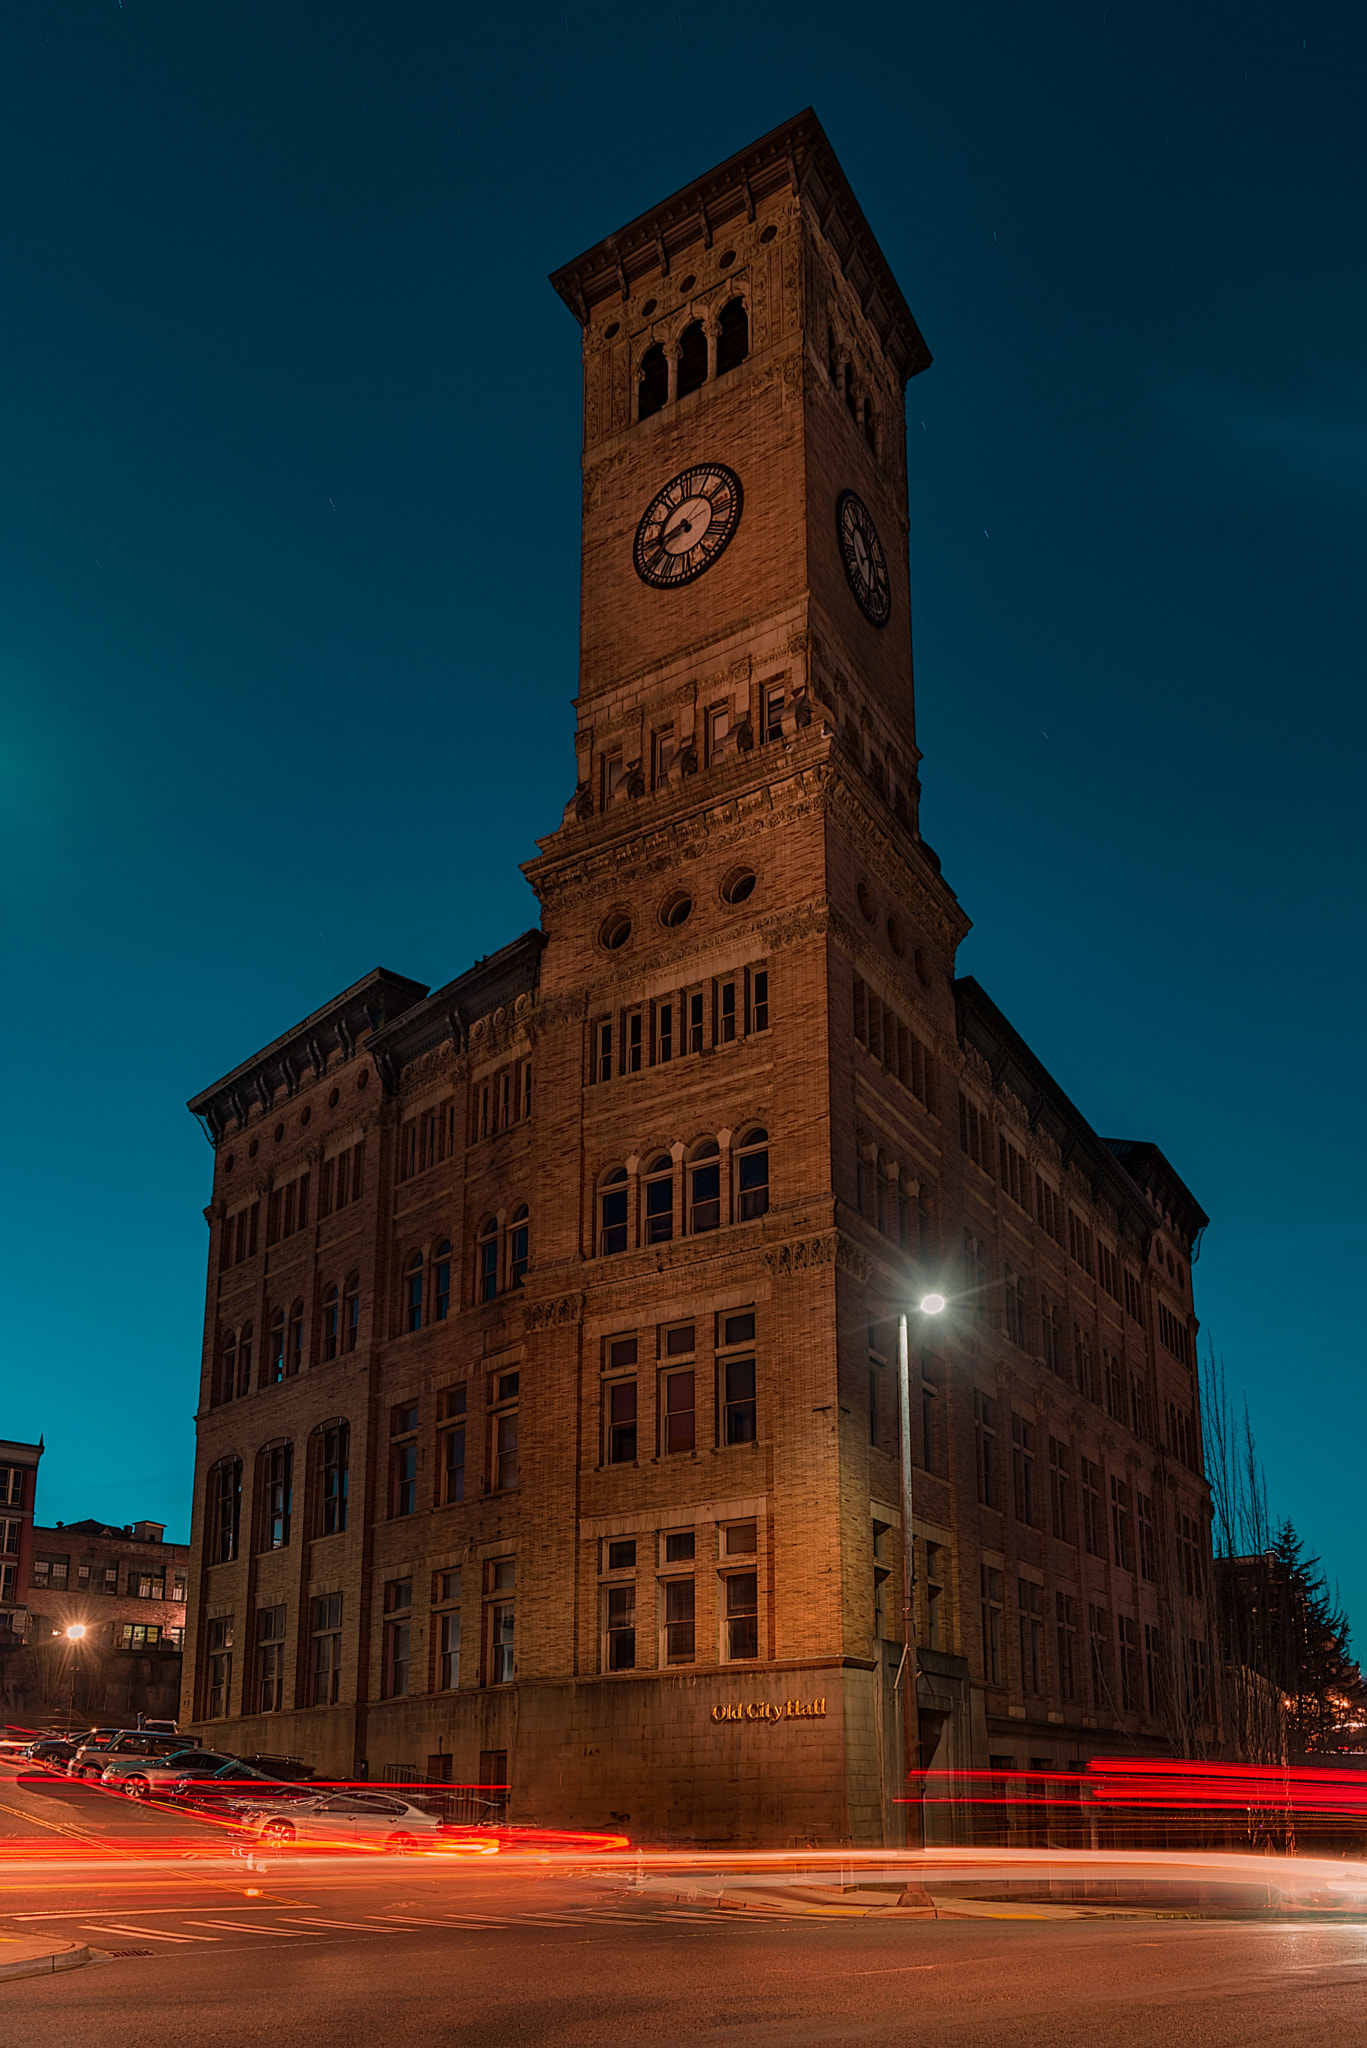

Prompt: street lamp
[
  {"left": 64, "top": 1623, "right": 87, "bottom": 1730},
  {"left": 897, "top": 1292, "right": 947, "bottom": 1844}
]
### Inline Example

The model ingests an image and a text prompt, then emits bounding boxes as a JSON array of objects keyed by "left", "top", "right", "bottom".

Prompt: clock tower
[{"left": 548, "top": 108, "right": 934, "bottom": 838}]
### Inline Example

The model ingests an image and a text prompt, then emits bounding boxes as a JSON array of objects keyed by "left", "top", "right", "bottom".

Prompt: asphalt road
[{"left": 3, "top": 1764, "right": 1366, "bottom": 2046}]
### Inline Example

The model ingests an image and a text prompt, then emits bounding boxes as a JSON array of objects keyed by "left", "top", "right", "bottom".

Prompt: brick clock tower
[{"left": 184, "top": 111, "right": 1214, "bottom": 1848}]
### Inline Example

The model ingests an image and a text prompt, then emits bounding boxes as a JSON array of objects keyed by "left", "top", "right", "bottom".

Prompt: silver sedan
[{"left": 238, "top": 1791, "right": 496, "bottom": 1856}]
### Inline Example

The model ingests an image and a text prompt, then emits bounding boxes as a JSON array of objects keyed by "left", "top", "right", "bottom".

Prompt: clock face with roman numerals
[
  {"left": 836, "top": 489, "right": 891, "bottom": 626},
  {"left": 633, "top": 463, "right": 743, "bottom": 589}
]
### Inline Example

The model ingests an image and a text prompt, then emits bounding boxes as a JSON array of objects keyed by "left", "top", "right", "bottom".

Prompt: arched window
[
  {"left": 288, "top": 1298, "right": 304, "bottom": 1376},
  {"left": 218, "top": 1330, "right": 237, "bottom": 1407},
  {"left": 644, "top": 1153, "right": 674, "bottom": 1245},
  {"left": 405, "top": 1251, "right": 423, "bottom": 1333},
  {"left": 716, "top": 297, "right": 748, "bottom": 376},
  {"left": 677, "top": 320, "right": 707, "bottom": 398},
  {"left": 209, "top": 1457, "right": 241, "bottom": 1564},
  {"left": 433, "top": 1239, "right": 451, "bottom": 1321},
  {"left": 864, "top": 400, "right": 877, "bottom": 454},
  {"left": 638, "top": 341, "right": 668, "bottom": 420},
  {"left": 342, "top": 1273, "right": 360, "bottom": 1354},
  {"left": 688, "top": 1139, "right": 721, "bottom": 1234},
  {"left": 843, "top": 362, "right": 858, "bottom": 419},
  {"left": 259, "top": 1441, "right": 293, "bottom": 1551},
  {"left": 315, "top": 1420, "right": 349, "bottom": 1537},
  {"left": 476, "top": 1218, "right": 498, "bottom": 1302},
  {"left": 599, "top": 1168, "right": 629, "bottom": 1256},
  {"left": 268, "top": 1307, "right": 286, "bottom": 1385},
  {"left": 321, "top": 1284, "right": 340, "bottom": 1362},
  {"left": 509, "top": 1208, "right": 529, "bottom": 1289},
  {"left": 737, "top": 1128, "right": 770, "bottom": 1221}
]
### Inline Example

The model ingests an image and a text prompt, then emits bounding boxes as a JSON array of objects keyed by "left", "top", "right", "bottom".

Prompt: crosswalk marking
[
  {"left": 83, "top": 1924, "right": 216, "bottom": 1943},
  {"left": 185, "top": 1920, "right": 314, "bottom": 1937},
  {"left": 275, "top": 1916, "right": 407, "bottom": 1933}
]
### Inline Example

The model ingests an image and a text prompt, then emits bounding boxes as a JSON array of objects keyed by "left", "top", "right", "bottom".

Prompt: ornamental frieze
[{"left": 522, "top": 1292, "right": 587, "bottom": 1333}]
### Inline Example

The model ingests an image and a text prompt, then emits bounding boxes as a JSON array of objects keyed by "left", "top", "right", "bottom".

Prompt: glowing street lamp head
[
  {"left": 919, "top": 1293, "right": 946, "bottom": 1316},
  {"left": 65, "top": 1623, "right": 87, "bottom": 1642}
]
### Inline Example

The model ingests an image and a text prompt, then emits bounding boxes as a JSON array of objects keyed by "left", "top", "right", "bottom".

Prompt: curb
[{"left": 0, "top": 1943, "right": 92, "bottom": 1983}]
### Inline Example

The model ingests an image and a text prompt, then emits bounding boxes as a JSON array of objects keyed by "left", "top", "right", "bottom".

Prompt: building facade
[
  {"left": 0, "top": 1439, "right": 43, "bottom": 1651},
  {"left": 181, "top": 111, "right": 1216, "bottom": 1843}
]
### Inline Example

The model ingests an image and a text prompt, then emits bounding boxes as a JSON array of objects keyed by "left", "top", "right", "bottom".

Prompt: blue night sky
[{"left": 2, "top": 6, "right": 1363, "bottom": 1633}]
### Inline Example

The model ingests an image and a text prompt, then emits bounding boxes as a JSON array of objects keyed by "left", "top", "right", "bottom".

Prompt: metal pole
[{"left": 898, "top": 1312, "right": 920, "bottom": 1846}]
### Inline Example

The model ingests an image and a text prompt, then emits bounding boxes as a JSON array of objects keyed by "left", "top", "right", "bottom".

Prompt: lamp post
[
  {"left": 898, "top": 1294, "right": 945, "bottom": 1845},
  {"left": 65, "top": 1623, "right": 86, "bottom": 1731}
]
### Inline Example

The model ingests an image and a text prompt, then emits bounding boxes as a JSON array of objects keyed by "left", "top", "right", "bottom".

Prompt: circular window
[
  {"left": 640, "top": 298, "right": 657, "bottom": 318},
  {"left": 599, "top": 913, "right": 633, "bottom": 951},
  {"left": 660, "top": 891, "right": 693, "bottom": 929},
  {"left": 274, "top": 1121, "right": 285, "bottom": 1143},
  {"left": 719, "top": 249, "right": 736, "bottom": 269},
  {"left": 678, "top": 274, "right": 696, "bottom": 293},
  {"left": 721, "top": 867, "right": 756, "bottom": 906},
  {"left": 328, "top": 1087, "right": 340, "bottom": 1108},
  {"left": 224, "top": 1153, "right": 235, "bottom": 1173},
  {"left": 886, "top": 916, "right": 905, "bottom": 957},
  {"left": 357, "top": 1069, "right": 369, "bottom": 1090},
  {"left": 856, "top": 881, "right": 876, "bottom": 923},
  {"left": 300, "top": 1105, "right": 311, "bottom": 1128},
  {"left": 604, "top": 320, "right": 620, "bottom": 339},
  {"left": 248, "top": 1139, "right": 259, "bottom": 1159},
  {"left": 759, "top": 224, "right": 777, "bottom": 244},
  {"left": 913, "top": 947, "right": 931, "bottom": 987}
]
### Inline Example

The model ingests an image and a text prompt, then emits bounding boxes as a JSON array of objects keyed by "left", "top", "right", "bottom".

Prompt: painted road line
[
  {"left": 185, "top": 1921, "right": 315, "bottom": 1937},
  {"left": 82, "top": 1924, "right": 217, "bottom": 1943},
  {"left": 275, "top": 1916, "right": 409, "bottom": 1933}
]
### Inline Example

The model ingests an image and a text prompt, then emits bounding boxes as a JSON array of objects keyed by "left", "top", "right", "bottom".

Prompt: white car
[{"left": 239, "top": 1791, "right": 494, "bottom": 1856}]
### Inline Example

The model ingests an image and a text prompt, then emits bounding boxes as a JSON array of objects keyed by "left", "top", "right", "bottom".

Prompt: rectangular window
[
  {"left": 664, "top": 1530, "right": 695, "bottom": 1564},
  {"left": 1040, "top": 1296, "right": 1062, "bottom": 1375},
  {"left": 764, "top": 687, "right": 785, "bottom": 741},
  {"left": 664, "top": 1321, "right": 695, "bottom": 1358},
  {"left": 1158, "top": 1300, "right": 1194, "bottom": 1368},
  {"left": 606, "top": 1585, "right": 636, "bottom": 1671},
  {"left": 1068, "top": 1210, "right": 1095, "bottom": 1275},
  {"left": 686, "top": 989, "right": 705, "bottom": 1054},
  {"left": 622, "top": 1009, "right": 644, "bottom": 1075},
  {"left": 1097, "top": 1241, "right": 1121, "bottom": 1303},
  {"left": 1088, "top": 1602, "right": 1111, "bottom": 1709},
  {"left": 1018, "top": 1580, "right": 1043, "bottom": 1694},
  {"left": 998, "top": 1134, "right": 1030, "bottom": 1211},
  {"left": 1035, "top": 1176, "right": 1064, "bottom": 1244},
  {"left": 958, "top": 1093, "right": 989, "bottom": 1171},
  {"left": 606, "top": 1380, "right": 637, "bottom": 1464},
  {"left": 655, "top": 1001, "right": 673, "bottom": 1065},
  {"left": 663, "top": 1577, "right": 695, "bottom": 1664},
  {"left": 594, "top": 1019, "right": 613, "bottom": 1084},
  {"left": 309, "top": 1593, "right": 343, "bottom": 1707},
  {"left": 722, "top": 1357, "right": 756, "bottom": 1445},
  {"left": 1055, "top": 1592, "right": 1077, "bottom": 1702},
  {"left": 663, "top": 1370, "right": 695, "bottom": 1454},
  {"left": 724, "top": 1520, "right": 757, "bottom": 1556},
  {"left": 1048, "top": 1436, "right": 1073, "bottom": 1544},
  {"left": 206, "top": 1616, "right": 233, "bottom": 1718},
  {"left": 975, "top": 1391, "right": 998, "bottom": 1509},
  {"left": 443, "top": 1423, "right": 466, "bottom": 1505},
  {"left": 1118, "top": 1614, "right": 1140, "bottom": 1712},
  {"left": 1138, "top": 1492, "right": 1157, "bottom": 1581},
  {"left": 492, "top": 1375, "right": 518, "bottom": 1491},
  {"left": 717, "top": 978, "right": 737, "bottom": 1044},
  {"left": 392, "top": 1440, "right": 417, "bottom": 1517},
  {"left": 263, "top": 1445, "right": 292, "bottom": 1551},
  {"left": 489, "top": 1601, "right": 515, "bottom": 1684},
  {"left": 1110, "top": 1474, "right": 1133, "bottom": 1571},
  {"left": 256, "top": 1605, "right": 286, "bottom": 1713},
  {"left": 1103, "top": 1350, "right": 1125, "bottom": 1422},
  {"left": 1011, "top": 1414, "right": 1037, "bottom": 1527},
  {"left": 383, "top": 1579, "right": 412, "bottom": 1699},
  {"left": 1081, "top": 1458, "right": 1104, "bottom": 1557},
  {"left": 651, "top": 723, "right": 675, "bottom": 788},
  {"left": 1144, "top": 1623, "right": 1163, "bottom": 1714},
  {"left": 439, "top": 1611, "right": 461, "bottom": 1691},
  {"left": 724, "top": 1572, "right": 758, "bottom": 1660},
  {"left": 1130, "top": 1375, "right": 1150, "bottom": 1443},
  {"left": 980, "top": 1566, "right": 1004, "bottom": 1683},
  {"left": 705, "top": 703, "right": 729, "bottom": 763},
  {"left": 1123, "top": 1269, "right": 1146, "bottom": 1326},
  {"left": 748, "top": 968, "right": 769, "bottom": 1034}
]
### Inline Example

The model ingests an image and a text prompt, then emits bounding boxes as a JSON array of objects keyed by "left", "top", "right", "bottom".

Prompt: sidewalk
[{"left": 0, "top": 1935, "right": 91, "bottom": 1983}]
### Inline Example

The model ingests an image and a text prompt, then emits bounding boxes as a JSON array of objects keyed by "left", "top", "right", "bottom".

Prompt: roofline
[
  {"left": 549, "top": 107, "right": 931, "bottom": 385},
  {"left": 187, "top": 966, "right": 430, "bottom": 1114},
  {"left": 954, "top": 976, "right": 1207, "bottom": 1244}
]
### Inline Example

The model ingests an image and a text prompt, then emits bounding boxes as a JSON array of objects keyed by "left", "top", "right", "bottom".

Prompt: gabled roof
[{"left": 550, "top": 108, "right": 931, "bottom": 387}]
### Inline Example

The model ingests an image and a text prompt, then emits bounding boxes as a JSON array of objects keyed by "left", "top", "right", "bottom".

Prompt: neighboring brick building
[
  {"left": 0, "top": 1439, "right": 43, "bottom": 1647},
  {"left": 21, "top": 1519, "right": 189, "bottom": 1726},
  {"left": 181, "top": 111, "right": 1216, "bottom": 1843}
]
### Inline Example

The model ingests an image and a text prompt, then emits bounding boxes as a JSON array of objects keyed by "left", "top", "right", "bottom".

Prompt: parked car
[
  {"left": 98, "top": 1735, "right": 202, "bottom": 1788},
  {"left": 116, "top": 1748, "right": 242, "bottom": 1800},
  {"left": 21, "top": 1738, "right": 77, "bottom": 1771},
  {"left": 170, "top": 1762, "right": 317, "bottom": 1811},
  {"left": 237, "top": 1791, "right": 484, "bottom": 1855},
  {"left": 66, "top": 1729, "right": 131, "bottom": 1779},
  {"left": 138, "top": 1719, "right": 179, "bottom": 1735}
]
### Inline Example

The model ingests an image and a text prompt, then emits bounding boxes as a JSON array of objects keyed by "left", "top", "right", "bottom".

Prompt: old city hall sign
[{"left": 710, "top": 1697, "right": 827, "bottom": 1725}]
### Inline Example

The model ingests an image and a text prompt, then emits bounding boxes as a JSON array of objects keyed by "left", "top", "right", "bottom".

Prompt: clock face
[
  {"left": 836, "top": 490, "right": 891, "bottom": 626},
  {"left": 633, "top": 463, "right": 743, "bottom": 589}
]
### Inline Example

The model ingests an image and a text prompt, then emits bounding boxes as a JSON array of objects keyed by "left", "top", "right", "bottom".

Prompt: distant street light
[
  {"left": 897, "top": 1291, "right": 951, "bottom": 1841},
  {"left": 64, "top": 1623, "right": 88, "bottom": 1727},
  {"left": 65, "top": 1624, "right": 87, "bottom": 1642}
]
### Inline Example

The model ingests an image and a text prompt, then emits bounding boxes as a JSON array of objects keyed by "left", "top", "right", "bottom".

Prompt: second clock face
[
  {"left": 836, "top": 490, "right": 891, "bottom": 626},
  {"left": 633, "top": 464, "right": 743, "bottom": 589}
]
